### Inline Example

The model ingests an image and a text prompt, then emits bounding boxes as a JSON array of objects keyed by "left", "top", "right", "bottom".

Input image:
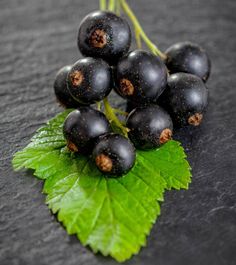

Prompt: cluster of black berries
[{"left": 54, "top": 10, "right": 211, "bottom": 176}]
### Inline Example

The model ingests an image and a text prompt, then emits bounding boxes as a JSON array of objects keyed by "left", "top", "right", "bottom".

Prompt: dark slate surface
[{"left": 0, "top": 0, "right": 236, "bottom": 264}]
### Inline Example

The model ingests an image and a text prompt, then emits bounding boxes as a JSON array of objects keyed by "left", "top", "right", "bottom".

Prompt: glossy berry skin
[
  {"left": 93, "top": 133, "right": 136, "bottom": 176},
  {"left": 165, "top": 42, "right": 211, "bottom": 82},
  {"left": 63, "top": 107, "right": 110, "bottom": 154},
  {"left": 126, "top": 105, "right": 173, "bottom": 150},
  {"left": 126, "top": 100, "right": 150, "bottom": 113},
  {"left": 126, "top": 100, "right": 139, "bottom": 113},
  {"left": 54, "top": 65, "right": 83, "bottom": 108},
  {"left": 159, "top": 73, "right": 208, "bottom": 127},
  {"left": 67, "top": 57, "right": 112, "bottom": 105},
  {"left": 78, "top": 11, "right": 131, "bottom": 65},
  {"left": 115, "top": 50, "right": 167, "bottom": 103}
]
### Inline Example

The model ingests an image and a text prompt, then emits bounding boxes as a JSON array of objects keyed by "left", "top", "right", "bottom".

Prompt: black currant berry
[
  {"left": 67, "top": 57, "right": 112, "bottom": 105},
  {"left": 125, "top": 100, "right": 151, "bottom": 113},
  {"left": 126, "top": 105, "right": 173, "bottom": 150},
  {"left": 165, "top": 42, "right": 211, "bottom": 82},
  {"left": 63, "top": 107, "right": 110, "bottom": 154},
  {"left": 126, "top": 100, "right": 139, "bottom": 113},
  {"left": 93, "top": 133, "right": 136, "bottom": 176},
  {"left": 54, "top": 65, "right": 83, "bottom": 108},
  {"left": 159, "top": 73, "right": 208, "bottom": 127},
  {"left": 115, "top": 50, "right": 167, "bottom": 103},
  {"left": 78, "top": 11, "right": 131, "bottom": 65}
]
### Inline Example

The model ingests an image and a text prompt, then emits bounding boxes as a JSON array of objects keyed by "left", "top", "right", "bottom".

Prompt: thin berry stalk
[
  {"left": 135, "top": 27, "right": 142, "bottom": 49},
  {"left": 115, "top": 0, "right": 121, "bottom": 15},
  {"left": 113, "top": 108, "right": 128, "bottom": 116},
  {"left": 103, "top": 97, "right": 128, "bottom": 137},
  {"left": 100, "top": 0, "right": 107, "bottom": 10},
  {"left": 96, "top": 101, "right": 102, "bottom": 111},
  {"left": 108, "top": 0, "right": 116, "bottom": 11},
  {"left": 119, "top": 0, "right": 166, "bottom": 60}
]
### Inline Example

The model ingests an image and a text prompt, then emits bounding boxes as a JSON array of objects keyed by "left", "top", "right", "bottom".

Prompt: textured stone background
[{"left": 0, "top": 0, "right": 236, "bottom": 264}]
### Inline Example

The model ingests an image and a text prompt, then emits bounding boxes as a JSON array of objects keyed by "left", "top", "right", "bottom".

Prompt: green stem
[
  {"left": 119, "top": 0, "right": 166, "bottom": 60},
  {"left": 96, "top": 101, "right": 101, "bottom": 111},
  {"left": 108, "top": 0, "right": 116, "bottom": 11},
  {"left": 103, "top": 98, "right": 128, "bottom": 137},
  {"left": 100, "top": 0, "right": 106, "bottom": 10},
  {"left": 135, "top": 27, "right": 142, "bottom": 49},
  {"left": 115, "top": 0, "right": 121, "bottom": 15},
  {"left": 113, "top": 108, "right": 128, "bottom": 116}
]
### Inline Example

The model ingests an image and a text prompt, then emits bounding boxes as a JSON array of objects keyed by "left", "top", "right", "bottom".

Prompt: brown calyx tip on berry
[
  {"left": 90, "top": 29, "right": 107, "bottom": 48},
  {"left": 70, "top": 70, "right": 84, "bottom": 87},
  {"left": 159, "top": 128, "right": 172, "bottom": 144},
  {"left": 67, "top": 141, "right": 78, "bottom": 152},
  {"left": 120, "top": 79, "right": 134, "bottom": 96},
  {"left": 95, "top": 154, "right": 113, "bottom": 172},
  {"left": 188, "top": 113, "right": 203, "bottom": 126}
]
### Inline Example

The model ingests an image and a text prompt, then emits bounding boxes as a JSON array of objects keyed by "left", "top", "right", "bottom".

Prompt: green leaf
[{"left": 12, "top": 110, "right": 191, "bottom": 262}]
